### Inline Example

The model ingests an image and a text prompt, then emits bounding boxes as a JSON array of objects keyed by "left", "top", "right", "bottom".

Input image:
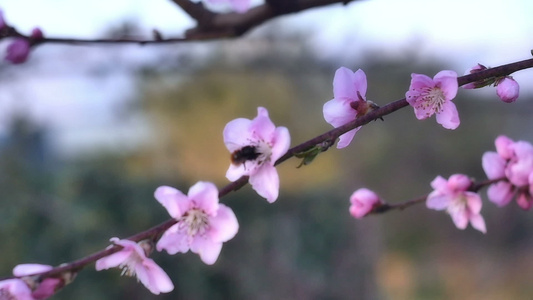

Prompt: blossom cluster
[
  {"left": 0, "top": 15, "right": 528, "bottom": 294},
  {"left": 483, "top": 135, "right": 533, "bottom": 210}
]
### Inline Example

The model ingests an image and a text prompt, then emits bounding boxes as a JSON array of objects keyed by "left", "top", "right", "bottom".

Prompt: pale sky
[{"left": 0, "top": 0, "right": 531, "bottom": 154}]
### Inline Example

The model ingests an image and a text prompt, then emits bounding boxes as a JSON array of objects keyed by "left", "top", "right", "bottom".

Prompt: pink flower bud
[
  {"left": 5, "top": 38, "right": 30, "bottom": 64},
  {"left": 462, "top": 63, "right": 488, "bottom": 89},
  {"left": 496, "top": 77, "right": 519, "bottom": 103},
  {"left": 349, "top": 188, "right": 382, "bottom": 219},
  {"left": 31, "top": 27, "right": 44, "bottom": 39}
]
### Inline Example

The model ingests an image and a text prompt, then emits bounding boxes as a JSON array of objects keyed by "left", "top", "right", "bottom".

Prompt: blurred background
[{"left": 0, "top": 0, "right": 533, "bottom": 299}]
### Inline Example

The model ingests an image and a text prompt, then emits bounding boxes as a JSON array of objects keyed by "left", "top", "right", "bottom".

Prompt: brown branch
[
  {"left": 10, "top": 57, "right": 533, "bottom": 284},
  {"left": 0, "top": 0, "right": 357, "bottom": 45}
]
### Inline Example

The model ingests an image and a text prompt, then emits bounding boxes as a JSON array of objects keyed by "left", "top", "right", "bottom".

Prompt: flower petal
[
  {"left": 154, "top": 186, "right": 188, "bottom": 219},
  {"left": 436, "top": 101, "right": 460, "bottom": 129},
  {"left": 95, "top": 250, "right": 132, "bottom": 271},
  {"left": 337, "top": 127, "right": 361, "bottom": 149},
  {"left": 482, "top": 152, "right": 505, "bottom": 179},
  {"left": 223, "top": 118, "right": 252, "bottom": 151},
  {"left": 188, "top": 181, "right": 219, "bottom": 215},
  {"left": 468, "top": 213, "right": 486, "bottom": 233},
  {"left": 250, "top": 107, "right": 276, "bottom": 141},
  {"left": 190, "top": 238, "right": 223, "bottom": 265},
  {"left": 270, "top": 126, "right": 291, "bottom": 162},
  {"left": 426, "top": 193, "right": 449, "bottom": 210},
  {"left": 208, "top": 204, "right": 239, "bottom": 243},
  {"left": 449, "top": 208, "right": 468, "bottom": 230},
  {"left": 434, "top": 70, "right": 458, "bottom": 100},
  {"left": 136, "top": 259, "right": 174, "bottom": 294},
  {"left": 156, "top": 224, "right": 190, "bottom": 255},
  {"left": 226, "top": 163, "right": 247, "bottom": 181},
  {"left": 333, "top": 67, "right": 367, "bottom": 101},
  {"left": 323, "top": 98, "right": 357, "bottom": 128},
  {"left": 486, "top": 181, "right": 514, "bottom": 207},
  {"left": 12, "top": 264, "right": 53, "bottom": 277},
  {"left": 249, "top": 164, "right": 279, "bottom": 203}
]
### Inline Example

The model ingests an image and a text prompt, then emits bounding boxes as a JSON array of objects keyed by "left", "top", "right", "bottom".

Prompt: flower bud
[{"left": 496, "top": 76, "right": 519, "bottom": 103}]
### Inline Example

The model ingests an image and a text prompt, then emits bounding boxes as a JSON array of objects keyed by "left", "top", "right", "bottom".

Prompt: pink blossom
[
  {"left": 155, "top": 182, "right": 239, "bottom": 265},
  {"left": 349, "top": 188, "right": 383, "bottom": 219},
  {"left": 505, "top": 141, "right": 533, "bottom": 186},
  {"left": 13, "top": 264, "right": 60, "bottom": 300},
  {"left": 482, "top": 135, "right": 533, "bottom": 209},
  {"left": 495, "top": 77, "right": 519, "bottom": 103},
  {"left": 405, "top": 70, "right": 460, "bottom": 129},
  {"left": 96, "top": 238, "right": 174, "bottom": 295},
  {"left": 0, "top": 279, "right": 34, "bottom": 300},
  {"left": 323, "top": 67, "right": 377, "bottom": 149},
  {"left": 426, "top": 174, "right": 486, "bottom": 233},
  {"left": 223, "top": 107, "right": 290, "bottom": 202},
  {"left": 207, "top": 0, "right": 251, "bottom": 13},
  {"left": 0, "top": 264, "right": 59, "bottom": 300}
]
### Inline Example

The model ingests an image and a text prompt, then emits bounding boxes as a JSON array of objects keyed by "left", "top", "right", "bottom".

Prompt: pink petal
[
  {"left": 408, "top": 73, "right": 434, "bottom": 90},
  {"left": 136, "top": 259, "right": 174, "bottom": 294},
  {"left": 435, "top": 101, "right": 460, "bottom": 129},
  {"left": 486, "top": 181, "right": 514, "bottom": 207},
  {"left": 426, "top": 193, "right": 449, "bottom": 210},
  {"left": 156, "top": 224, "right": 190, "bottom": 255},
  {"left": 230, "top": 0, "right": 251, "bottom": 13},
  {"left": 465, "top": 192, "right": 482, "bottom": 214},
  {"left": 337, "top": 127, "right": 361, "bottom": 149},
  {"left": 112, "top": 238, "right": 147, "bottom": 259},
  {"left": 95, "top": 250, "right": 132, "bottom": 270},
  {"left": 323, "top": 98, "right": 358, "bottom": 128},
  {"left": 226, "top": 163, "right": 246, "bottom": 181},
  {"left": 223, "top": 118, "right": 252, "bottom": 151},
  {"left": 208, "top": 204, "right": 239, "bottom": 243},
  {"left": 449, "top": 208, "right": 468, "bottom": 230},
  {"left": 495, "top": 135, "right": 515, "bottom": 159},
  {"left": 482, "top": 152, "right": 505, "bottom": 179},
  {"left": 516, "top": 192, "right": 533, "bottom": 210},
  {"left": 154, "top": 186, "right": 188, "bottom": 219},
  {"left": 430, "top": 176, "right": 449, "bottom": 193},
  {"left": 333, "top": 67, "right": 367, "bottom": 101},
  {"left": 249, "top": 107, "right": 276, "bottom": 141},
  {"left": 249, "top": 164, "right": 279, "bottom": 203},
  {"left": 469, "top": 213, "right": 486, "bottom": 233},
  {"left": 188, "top": 181, "right": 219, "bottom": 215},
  {"left": 270, "top": 126, "right": 291, "bottom": 162},
  {"left": 32, "top": 277, "right": 61, "bottom": 299},
  {"left": 447, "top": 174, "right": 471, "bottom": 191},
  {"left": 433, "top": 70, "right": 458, "bottom": 100},
  {"left": 190, "top": 238, "right": 223, "bottom": 265},
  {"left": 13, "top": 264, "right": 53, "bottom": 276}
]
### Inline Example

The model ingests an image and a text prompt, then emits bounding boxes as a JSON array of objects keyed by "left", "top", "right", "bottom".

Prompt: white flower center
[
  {"left": 179, "top": 209, "right": 209, "bottom": 237},
  {"left": 119, "top": 254, "right": 143, "bottom": 277},
  {"left": 420, "top": 87, "right": 446, "bottom": 113},
  {"left": 255, "top": 140, "right": 273, "bottom": 165}
]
